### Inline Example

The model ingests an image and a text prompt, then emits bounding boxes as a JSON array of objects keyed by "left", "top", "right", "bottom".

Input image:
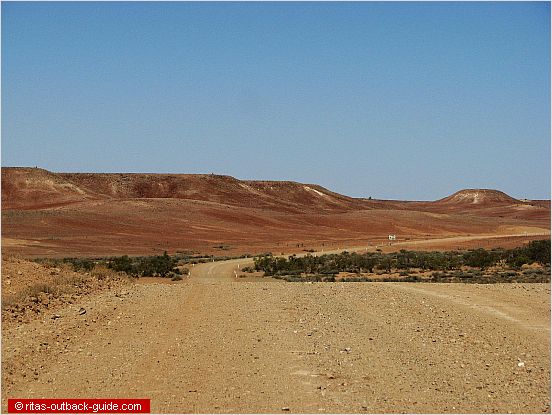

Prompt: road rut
[{"left": 2, "top": 259, "right": 550, "bottom": 413}]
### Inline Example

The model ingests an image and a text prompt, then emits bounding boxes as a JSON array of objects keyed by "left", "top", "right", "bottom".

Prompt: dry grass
[
  {"left": 90, "top": 264, "right": 121, "bottom": 280},
  {"left": 1, "top": 257, "right": 132, "bottom": 324}
]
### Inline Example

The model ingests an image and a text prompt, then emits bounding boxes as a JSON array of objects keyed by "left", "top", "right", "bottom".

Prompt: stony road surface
[{"left": 2, "top": 254, "right": 550, "bottom": 413}]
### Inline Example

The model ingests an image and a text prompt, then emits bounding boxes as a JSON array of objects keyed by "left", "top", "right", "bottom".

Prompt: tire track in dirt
[
  {"left": 2, "top": 249, "right": 550, "bottom": 413},
  {"left": 386, "top": 284, "right": 551, "bottom": 336}
]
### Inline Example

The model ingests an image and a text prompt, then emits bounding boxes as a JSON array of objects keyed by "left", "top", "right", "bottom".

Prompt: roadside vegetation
[
  {"left": 252, "top": 240, "right": 551, "bottom": 283},
  {"left": 36, "top": 252, "right": 184, "bottom": 280},
  {"left": 6, "top": 250, "right": 260, "bottom": 324},
  {"left": 34, "top": 251, "right": 256, "bottom": 280},
  {"left": 2, "top": 256, "right": 132, "bottom": 325}
]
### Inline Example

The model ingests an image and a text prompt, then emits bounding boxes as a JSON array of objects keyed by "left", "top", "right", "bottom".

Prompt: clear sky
[{"left": 2, "top": 2, "right": 550, "bottom": 200}]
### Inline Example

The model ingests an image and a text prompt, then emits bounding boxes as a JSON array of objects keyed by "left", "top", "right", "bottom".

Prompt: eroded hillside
[{"left": 2, "top": 168, "right": 549, "bottom": 257}]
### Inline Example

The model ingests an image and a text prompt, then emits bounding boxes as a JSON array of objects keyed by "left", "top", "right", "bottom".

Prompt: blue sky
[{"left": 2, "top": 2, "right": 550, "bottom": 200}]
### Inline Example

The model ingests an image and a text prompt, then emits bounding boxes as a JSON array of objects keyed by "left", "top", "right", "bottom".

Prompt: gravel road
[{"left": 2, "top": 257, "right": 550, "bottom": 413}]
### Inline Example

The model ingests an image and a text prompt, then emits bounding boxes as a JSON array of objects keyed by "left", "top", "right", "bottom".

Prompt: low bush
[
  {"left": 253, "top": 241, "right": 551, "bottom": 284},
  {"left": 107, "top": 252, "right": 179, "bottom": 277}
]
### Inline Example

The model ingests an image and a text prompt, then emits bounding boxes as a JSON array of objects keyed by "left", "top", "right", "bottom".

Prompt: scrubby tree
[
  {"left": 109, "top": 255, "right": 135, "bottom": 275},
  {"left": 525, "top": 240, "right": 551, "bottom": 265}
]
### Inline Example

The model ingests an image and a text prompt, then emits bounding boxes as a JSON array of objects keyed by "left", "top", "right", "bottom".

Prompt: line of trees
[
  {"left": 107, "top": 252, "right": 180, "bottom": 277},
  {"left": 253, "top": 240, "right": 551, "bottom": 277},
  {"left": 40, "top": 251, "right": 254, "bottom": 278}
]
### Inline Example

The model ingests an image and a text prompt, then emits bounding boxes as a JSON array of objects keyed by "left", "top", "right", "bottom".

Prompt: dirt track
[{"left": 2, "top": 246, "right": 550, "bottom": 414}]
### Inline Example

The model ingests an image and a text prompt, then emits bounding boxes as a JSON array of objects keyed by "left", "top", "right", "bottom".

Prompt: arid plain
[
  {"left": 1, "top": 167, "right": 550, "bottom": 413},
  {"left": 2, "top": 167, "right": 550, "bottom": 257}
]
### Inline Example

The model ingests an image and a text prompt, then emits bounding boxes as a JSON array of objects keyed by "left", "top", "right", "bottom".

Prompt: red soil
[{"left": 2, "top": 168, "right": 549, "bottom": 257}]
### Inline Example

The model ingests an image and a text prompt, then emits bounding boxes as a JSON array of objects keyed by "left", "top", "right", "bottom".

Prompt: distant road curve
[
  {"left": 4, "top": 232, "right": 549, "bottom": 413},
  {"left": 191, "top": 231, "right": 550, "bottom": 282}
]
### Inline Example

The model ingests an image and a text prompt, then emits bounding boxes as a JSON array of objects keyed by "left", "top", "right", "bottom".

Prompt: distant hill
[
  {"left": 2, "top": 168, "right": 545, "bottom": 212},
  {"left": 2, "top": 168, "right": 549, "bottom": 257},
  {"left": 1, "top": 167, "right": 368, "bottom": 213},
  {"left": 435, "top": 189, "right": 520, "bottom": 206}
]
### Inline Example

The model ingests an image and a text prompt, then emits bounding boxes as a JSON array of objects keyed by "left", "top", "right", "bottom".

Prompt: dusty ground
[
  {"left": 1, "top": 257, "right": 131, "bottom": 327},
  {"left": 2, "top": 255, "right": 550, "bottom": 414}
]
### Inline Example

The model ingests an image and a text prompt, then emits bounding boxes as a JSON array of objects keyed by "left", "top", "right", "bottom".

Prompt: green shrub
[
  {"left": 525, "top": 240, "right": 551, "bottom": 265},
  {"left": 137, "top": 252, "right": 177, "bottom": 277},
  {"left": 108, "top": 252, "right": 179, "bottom": 277},
  {"left": 508, "top": 254, "right": 531, "bottom": 269},
  {"left": 463, "top": 249, "right": 497, "bottom": 269},
  {"left": 109, "top": 255, "right": 135, "bottom": 275}
]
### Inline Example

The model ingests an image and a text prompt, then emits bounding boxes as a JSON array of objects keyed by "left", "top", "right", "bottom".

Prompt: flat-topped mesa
[
  {"left": 435, "top": 189, "right": 520, "bottom": 206},
  {"left": 1, "top": 167, "right": 366, "bottom": 212}
]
